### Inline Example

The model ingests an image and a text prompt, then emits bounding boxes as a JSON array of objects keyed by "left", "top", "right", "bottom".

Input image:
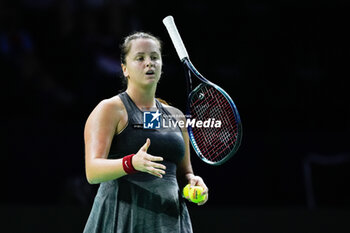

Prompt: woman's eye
[
  {"left": 136, "top": 57, "right": 144, "bottom": 61},
  {"left": 151, "top": 56, "right": 158, "bottom": 60}
]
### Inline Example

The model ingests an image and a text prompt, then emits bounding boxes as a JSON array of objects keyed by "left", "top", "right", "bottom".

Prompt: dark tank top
[{"left": 108, "top": 92, "right": 185, "bottom": 165}]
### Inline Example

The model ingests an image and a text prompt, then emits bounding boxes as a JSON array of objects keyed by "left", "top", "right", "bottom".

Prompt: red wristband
[{"left": 122, "top": 154, "right": 137, "bottom": 174}]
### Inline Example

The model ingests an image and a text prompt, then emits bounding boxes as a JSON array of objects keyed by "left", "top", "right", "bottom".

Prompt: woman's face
[{"left": 122, "top": 38, "right": 162, "bottom": 89}]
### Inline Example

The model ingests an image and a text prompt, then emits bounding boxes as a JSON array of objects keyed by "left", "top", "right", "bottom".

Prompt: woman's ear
[{"left": 121, "top": 63, "right": 129, "bottom": 78}]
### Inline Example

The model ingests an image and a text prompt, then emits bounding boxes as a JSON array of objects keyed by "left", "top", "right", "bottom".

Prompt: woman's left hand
[{"left": 186, "top": 174, "right": 209, "bottom": 205}]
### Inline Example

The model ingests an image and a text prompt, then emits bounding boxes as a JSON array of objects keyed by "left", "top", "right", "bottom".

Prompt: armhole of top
[{"left": 116, "top": 94, "right": 129, "bottom": 136}]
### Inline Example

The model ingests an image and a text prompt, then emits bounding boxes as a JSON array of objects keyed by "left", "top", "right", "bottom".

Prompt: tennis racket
[{"left": 163, "top": 16, "right": 242, "bottom": 165}]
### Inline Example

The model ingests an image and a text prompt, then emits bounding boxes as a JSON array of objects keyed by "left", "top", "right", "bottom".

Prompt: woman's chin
[{"left": 145, "top": 75, "right": 160, "bottom": 83}]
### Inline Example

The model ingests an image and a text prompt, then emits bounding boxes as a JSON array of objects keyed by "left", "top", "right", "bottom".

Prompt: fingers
[
  {"left": 147, "top": 154, "right": 163, "bottom": 162},
  {"left": 197, "top": 193, "right": 209, "bottom": 206},
  {"left": 189, "top": 175, "right": 207, "bottom": 191},
  {"left": 144, "top": 159, "right": 166, "bottom": 178},
  {"left": 187, "top": 175, "right": 209, "bottom": 205},
  {"left": 148, "top": 161, "right": 166, "bottom": 170},
  {"left": 147, "top": 167, "right": 166, "bottom": 178},
  {"left": 141, "top": 138, "right": 151, "bottom": 152},
  {"left": 188, "top": 179, "right": 196, "bottom": 188},
  {"left": 200, "top": 182, "right": 209, "bottom": 195},
  {"left": 134, "top": 139, "right": 166, "bottom": 178}
]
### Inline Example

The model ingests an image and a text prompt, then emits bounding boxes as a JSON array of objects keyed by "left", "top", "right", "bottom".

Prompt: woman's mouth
[{"left": 145, "top": 70, "right": 155, "bottom": 76}]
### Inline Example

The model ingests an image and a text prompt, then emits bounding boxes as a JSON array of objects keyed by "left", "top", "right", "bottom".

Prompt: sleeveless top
[{"left": 83, "top": 92, "right": 193, "bottom": 233}]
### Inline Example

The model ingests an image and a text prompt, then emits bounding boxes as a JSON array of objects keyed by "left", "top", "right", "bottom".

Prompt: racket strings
[{"left": 190, "top": 85, "right": 239, "bottom": 162}]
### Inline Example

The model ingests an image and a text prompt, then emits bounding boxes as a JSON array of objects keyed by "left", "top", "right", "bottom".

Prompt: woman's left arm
[{"left": 172, "top": 107, "right": 209, "bottom": 205}]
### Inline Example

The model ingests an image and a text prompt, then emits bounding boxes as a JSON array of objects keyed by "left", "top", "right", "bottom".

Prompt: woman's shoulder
[
  {"left": 89, "top": 95, "right": 126, "bottom": 119},
  {"left": 84, "top": 95, "right": 128, "bottom": 139},
  {"left": 102, "top": 95, "right": 125, "bottom": 109}
]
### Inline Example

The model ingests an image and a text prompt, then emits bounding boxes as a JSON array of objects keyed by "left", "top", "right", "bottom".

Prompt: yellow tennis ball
[
  {"left": 183, "top": 184, "right": 191, "bottom": 199},
  {"left": 189, "top": 186, "right": 207, "bottom": 204}
]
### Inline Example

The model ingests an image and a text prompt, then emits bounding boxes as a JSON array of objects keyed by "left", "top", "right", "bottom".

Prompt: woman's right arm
[
  {"left": 84, "top": 98, "right": 167, "bottom": 184},
  {"left": 84, "top": 98, "right": 127, "bottom": 184}
]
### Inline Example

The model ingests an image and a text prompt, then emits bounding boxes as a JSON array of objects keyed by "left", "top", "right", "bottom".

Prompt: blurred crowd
[{"left": 1, "top": 0, "right": 146, "bottom": 205}]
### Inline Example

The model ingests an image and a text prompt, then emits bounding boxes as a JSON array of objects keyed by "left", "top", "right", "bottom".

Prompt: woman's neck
[{"left": 126, "top": 85, "right": 156, "bottom": 111}]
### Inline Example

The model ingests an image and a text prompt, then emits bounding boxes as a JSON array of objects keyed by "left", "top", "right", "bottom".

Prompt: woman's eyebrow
[{"left": 135, "top": 51, "right": 159, "bottom": 55}]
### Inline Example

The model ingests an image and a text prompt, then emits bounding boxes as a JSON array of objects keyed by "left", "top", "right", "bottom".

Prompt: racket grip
[{"left": 162, "top": 15, "right": 189, "bottom": 61}]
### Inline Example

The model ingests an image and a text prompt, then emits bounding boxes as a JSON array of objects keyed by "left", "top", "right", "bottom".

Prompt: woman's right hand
[{"left": 132, "top": 138, "right": 166, "bottom": 178}]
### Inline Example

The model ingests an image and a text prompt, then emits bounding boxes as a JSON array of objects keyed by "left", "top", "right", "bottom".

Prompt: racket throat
[{"left": 183, "top": 64, "right": 193, "bottom": 97}]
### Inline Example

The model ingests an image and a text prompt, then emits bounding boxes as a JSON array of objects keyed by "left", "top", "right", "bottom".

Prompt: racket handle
[{"left": 162, "top": 15, "right": 189, "bottom": 61}]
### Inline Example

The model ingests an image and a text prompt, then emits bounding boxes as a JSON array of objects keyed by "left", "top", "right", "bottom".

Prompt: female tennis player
[{"left": 83, "top": 32, "right": 208, "bottom": 233}]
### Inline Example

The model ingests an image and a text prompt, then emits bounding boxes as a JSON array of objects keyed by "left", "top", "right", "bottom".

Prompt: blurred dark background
[{"left": 1, "top": 0, "right": 350, "bottom": 232}]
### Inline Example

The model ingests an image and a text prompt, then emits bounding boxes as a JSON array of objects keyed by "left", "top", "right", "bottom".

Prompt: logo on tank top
[{"left": 143, "top": 110, "right": 161, "bottom": 129}]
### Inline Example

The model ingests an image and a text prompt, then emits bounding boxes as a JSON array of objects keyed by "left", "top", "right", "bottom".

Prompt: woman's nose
[{"left": 146, "top": 58, "right": 154, "bottom": 67}]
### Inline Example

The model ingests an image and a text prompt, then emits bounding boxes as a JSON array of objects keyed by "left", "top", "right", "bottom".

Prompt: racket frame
[{"left": 183, "top": 58, "right": 242, "bottom": 165}]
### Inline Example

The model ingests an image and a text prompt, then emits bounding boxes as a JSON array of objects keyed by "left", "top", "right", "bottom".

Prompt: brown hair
[{"left": 120, "top": 31, "right": 162, "bottom": 65}]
